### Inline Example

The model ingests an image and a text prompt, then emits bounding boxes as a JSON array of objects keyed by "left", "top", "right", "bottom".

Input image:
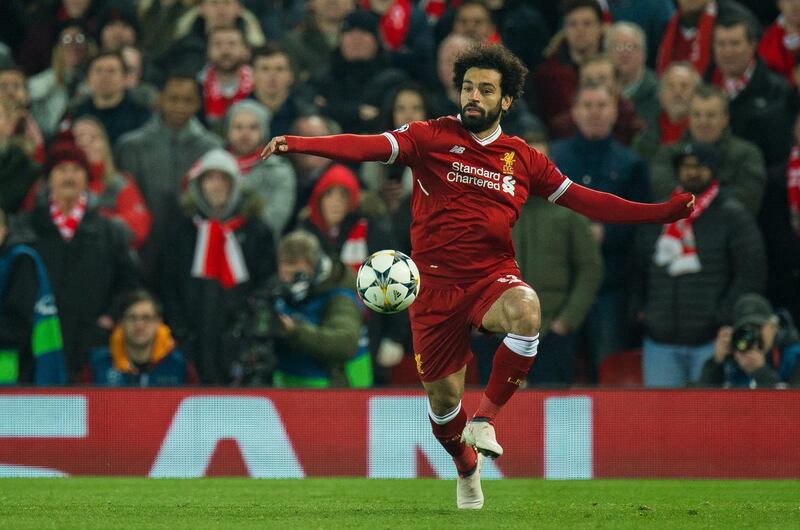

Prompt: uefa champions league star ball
[{"left": 356, "top": 250, "right": 420, "bottom": 314}]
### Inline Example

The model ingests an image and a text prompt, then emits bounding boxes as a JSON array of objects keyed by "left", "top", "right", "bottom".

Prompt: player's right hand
[{"left": 260, "top": 136, "right": 289, "bottom": 160}]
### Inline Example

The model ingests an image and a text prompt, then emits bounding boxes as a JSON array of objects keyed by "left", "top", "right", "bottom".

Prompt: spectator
[
  {"left": 632, "top": 61, "right": 702, "bottom": 162},
  {"left": 759, "top": 113, "right": 800, "bottom": 325},
  {"left": 313, "top": 9, "right": 407, "bottom": 133},
  {"left": 138, "top": 0, "right": 194, "bottom": 63},
  {"left": 530, "top": 0, "right": 604, "bottom": 131},
  {"left": 550, "top": 54, "right": 645, "bottom": 145},
  {"left": 272, "top": 230, "right": 369, "bottom": 387},
  {"left": 759, "top": 0, "right": 800, "bottom": 85},
  {"left": 0, "top": 64, "right": 45, "bottom": 163},
  {"left": 115, "top": 73, "right": 223, "bottom": 286},
  {"left": 72, "top": 51, "right": 152, "bottom": 145},
  {"left": 72, "top": 117, "right": 152, "bottom": 249},
  {"left": 199, "top": 26, "right": 253, "bottom": 131},
  {"left": 298, "top": 164, "right": 406, "bottom": 381},
  {"left": 550, "top": 82, "right": 651, "bottom": 373},
  {"left": 0, "top": 206, "right": 67, "bottom": 386},
  {"left": 633, "top": 141, "right": 767, "bottom": 387},
  {"left": 710, "top": 12, "right": 793, "bottom": 168},
  {"left": 361, "top": 83, "right": 430, "bottom": 214},
  {"left": 162, "top": 149, "right": 275, "bottom": 384},
  {"left": 13, "top": 140, "right": 140, "bottom": 381},
  {"left": 286, "top": 114, "right": 360, "bottom": 232},
  {"left": 699, "top": 293, "right": 800, "bottom": 387},
  {"left": 120, "top": 45, "right": 159, "bottom": 110},
  {"left": 160, "top": 0, "right": 265, "bottom": 77},
  {"left": 244, "top": 0, "right": 305, "bottom": 41},
  {"left": 452, "top": 0, "right": 501, "bottom": 43},
  {"left": 96, "top": 6, "right": 140, "bottom": 52},
  {"left": 224, "top": 100, "right": 297, "bottom": 238},
  {"left": 18, "top": 0, "right": 102, "bottom": 76},
  {"left": 283, "top": 0, "right": 356, "bottom": 84},
  {"left": 363, "top": 0, "right": 436, "bottom": 84},
  {"left": 601, "top": 0, "right": 675, "bottom": 67},
  {"left": 649, "top": 85, "right": 766, "bottom": 215},
  {"left": 655, "top": 0, "right": 751, "bottom": 75},
  {"left": 248, "top": 44, "right": 315, "bottom": 138},
  {"left": 86, "top": 290, "right": 198, "bottom": 387},
  {"left": 606, "top": 22, "right": 660, "bottom": 131},
  {"left": 29, "top": 22, "right": 97, "bottom": 138},
  {"left": 0, "top": 96, "right": 39, "bottom": 215},
  {"left": 512, "top": 136, "right": 603, "bottom": 386}
]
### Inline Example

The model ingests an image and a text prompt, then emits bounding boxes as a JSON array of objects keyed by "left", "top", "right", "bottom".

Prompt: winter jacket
[
  {"left": 0, "top": 145, "right": 39, "bottom": 214},
  {"left": 649, "top": 130, "right": 766, "bottom": 215},
  {"left": 633, "top": 190, "right": 767, "bottom": 345},
  {"left": 12, "top": 198, "right": 141, "bottom": 380},
  {"left": 550, "top": 133, "right": 651, "bottom": 291},
  {"left": 512, "top": 197, "right": 603, "bottom": 336},
  {"left": 242, "top": 158, "right": 297, "bottom": 239},
  {"left": 161, "top": 151, "right": 276, "bottom": 383},
  {"left": 73, "top": 91, "right": 152, "bottom": 145}
]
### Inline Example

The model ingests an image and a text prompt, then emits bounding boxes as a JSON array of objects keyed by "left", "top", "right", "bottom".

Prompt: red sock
[
  {"left": 429, "top": 406, "right": 477, "bottom": 477},
  {"left": 475, "top": 341, "right": 536, "bottom": 421}
]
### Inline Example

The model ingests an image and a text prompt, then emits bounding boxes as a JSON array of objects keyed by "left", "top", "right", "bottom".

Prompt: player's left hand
[
  {"left": 260, "top": 136, "right": 289, "bottom": 160},
  {"left": 278, "top": 314, "right": 295, "bottom": 334},
  {"left": 660, "top": 192, "right": 695, "bottom": 223}
]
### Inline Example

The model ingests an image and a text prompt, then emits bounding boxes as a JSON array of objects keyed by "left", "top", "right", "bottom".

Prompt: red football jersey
[{"left": 383, "top": 116, "right": 571, "bottom": 283}]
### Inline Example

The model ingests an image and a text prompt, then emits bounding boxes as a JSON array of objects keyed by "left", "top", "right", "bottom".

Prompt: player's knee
[
  {"left": 505, "top": 288, "right": 540, "bottom": 336},
  {"left": 425, "top": 390, "right": 461, "bottom": 416}
]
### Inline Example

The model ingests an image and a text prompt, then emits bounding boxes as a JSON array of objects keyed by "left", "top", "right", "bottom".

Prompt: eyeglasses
[
  {"left": 121, "top": 314, "right": 159, "bottom": 324},
  {"left": 611, "top": 43, "right": 641, "bottom": 53},
  {"left": 61, "top": 33, "right": 87, "bottom": 46}
]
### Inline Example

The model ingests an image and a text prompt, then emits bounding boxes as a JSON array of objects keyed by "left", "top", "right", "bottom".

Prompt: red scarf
[
  {"left": 653, "top": 181, "right": 719, "bottom": 276},
  {"left": 360, "top": 0, "right": 412, "bottom": 51},
  {"left": 49, "top": 193, "right": 87, "bottom": 241},
  {"left": 421, "top": 0, "right": 451, "bottom": 22},
  {"left": 191, "top": 216, "right": 249, "bottom": 289},
  {"left": 657, "top": 1, "right": 717, "bottom": 75},
  {"left": 340, "top": 219, "right": 369, "bottom": 273},
  {"left": 787, "top": 146, "right": 800, "bottom": 237},
  {"left": 596, "top": 0, "right": 613, "bottom": 23},
  {"left": 659, "top": 112, "right": 688, "bottom": 145},
  {"left": 712, "top": 59, "right": 756, "bottom": 100},
  {"left": 229, "top": 148, "right": 261, "bottom": 175},
  {"left": 759, "top": 16, "right": 800, "bottom": 85},
  {"left": 203, "top": 65, "right": 254, "bottom": 121}
]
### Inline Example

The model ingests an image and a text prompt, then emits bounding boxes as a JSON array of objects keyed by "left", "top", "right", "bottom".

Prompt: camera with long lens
[
  {"left": 731, "top": 323, "right": 762, "bottom": 353},
  {"left": 227, "top": 280, "right": 285, "bottom": 385}
]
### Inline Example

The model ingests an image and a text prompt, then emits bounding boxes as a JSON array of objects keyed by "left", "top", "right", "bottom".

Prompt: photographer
[
  {"left": 272, "top": 230, "right": 371, "bottom": 388},
  {"left": 698, "top": 294, "right": 800, "bottom": 388}
]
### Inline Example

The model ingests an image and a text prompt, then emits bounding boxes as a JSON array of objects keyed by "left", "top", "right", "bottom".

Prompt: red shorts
[{"left": 409, "top": 267, "right": 529, "bottom": 382}]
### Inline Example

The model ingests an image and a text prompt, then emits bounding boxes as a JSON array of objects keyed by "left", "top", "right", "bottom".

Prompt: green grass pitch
[{"left": 1, "top": 478, "right": 798, "bottom": 529}]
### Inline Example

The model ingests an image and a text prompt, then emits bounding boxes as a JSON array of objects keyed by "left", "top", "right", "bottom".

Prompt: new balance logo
[
  {"left": 449, "top": 145, "right": 465, "bottom": 154},
  {"left": 496, "top": 274, "right": 523, "bottom": 284}
]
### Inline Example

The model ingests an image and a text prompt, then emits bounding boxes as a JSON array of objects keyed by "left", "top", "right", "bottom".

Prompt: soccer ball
[{"left": 356, "top": 250, "right": 420, "bottom": 314}]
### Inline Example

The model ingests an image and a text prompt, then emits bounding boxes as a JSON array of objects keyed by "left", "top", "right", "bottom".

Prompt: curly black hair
[{"left": 452, "top": 44, "right": 528, "bottom": 101}]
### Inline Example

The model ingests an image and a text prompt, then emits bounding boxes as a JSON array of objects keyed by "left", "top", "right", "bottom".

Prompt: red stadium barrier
[{"left": 0, "top": 389, "right": 798, "bottom": 479}]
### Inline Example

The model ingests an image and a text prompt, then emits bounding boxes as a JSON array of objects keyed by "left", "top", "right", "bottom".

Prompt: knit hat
[
  {"left": 97, "top": 7, "right": 140, "bottom": 40},
  {"left": 46, "top": 140, "right": 91, "bottom": 177},
  {"left": 733, "top": 293, "right": 776, "bottom": 329},
  {"left": 224, "top": 100, "right": 272, "bottom": 140},
  {"left": 341, "top": 10, "right": 380, "bottom": 39},
  {"left": 673, "top": 141, "right": 720, "bottom": 175}
]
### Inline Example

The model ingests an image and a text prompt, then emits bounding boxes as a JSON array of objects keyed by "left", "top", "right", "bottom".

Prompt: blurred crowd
[{"left": 0, "top": 0, "right": 799, "bottom": 389}]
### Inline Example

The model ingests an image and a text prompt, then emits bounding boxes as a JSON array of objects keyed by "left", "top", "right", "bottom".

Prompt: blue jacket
[{"left": 550, "top": 133, "right": 651, "bottom": 290}]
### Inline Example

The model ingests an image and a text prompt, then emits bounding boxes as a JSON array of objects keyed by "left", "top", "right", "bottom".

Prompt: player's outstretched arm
[
  {"left": 260, "top": 134, "right": 393, "bottom": 163},
  {"left": 557, "top": 182, "right": 695, "bottom": 224}
]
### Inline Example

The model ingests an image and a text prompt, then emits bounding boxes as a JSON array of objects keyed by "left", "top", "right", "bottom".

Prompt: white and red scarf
[
  {"left": 712, "top": 59, "right": 756, "bottom": 100},
  {"left": 229, "top": 149, "right": 261, "bottom": 176},
  {"left": 787, "top": 146, "right": 800, "bottom": 237},
  {"left": 203, "top": 65, "right": 254, "bottom": 121},
  {"left": 759, "top": 15, "right": 800, "bottom": 84},
  {"left": 339, "top": 219, "right": 369, "bottom": 273},
  {"left": 657, "top": 1, "right": 717, "bottom": 75},
  {"left": 49, "top": 193, "right": 87, "bottom": 241},
  {"left": 191, "top": 216, "right": 249, "bottom": 289},
  {"left": 654, "top": 181, "right": 719, "bottom": 276}
]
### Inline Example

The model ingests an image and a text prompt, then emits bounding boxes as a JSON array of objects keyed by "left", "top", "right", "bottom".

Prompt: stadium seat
[{"left": 597, "top": 348, "right": 643, "bottom": 387}]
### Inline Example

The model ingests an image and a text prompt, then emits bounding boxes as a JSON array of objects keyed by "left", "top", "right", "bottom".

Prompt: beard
[{"left": 460, "top": 100, "right": 503, "bottom": 133}]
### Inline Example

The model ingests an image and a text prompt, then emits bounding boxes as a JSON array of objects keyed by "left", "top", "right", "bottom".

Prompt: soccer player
[{"left": 262, "top": 44, "right": 694, "bottom": 509}]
